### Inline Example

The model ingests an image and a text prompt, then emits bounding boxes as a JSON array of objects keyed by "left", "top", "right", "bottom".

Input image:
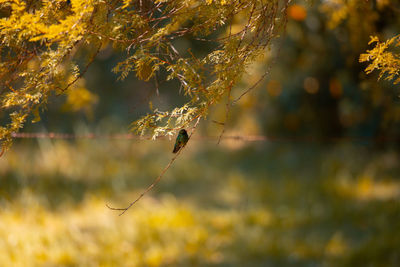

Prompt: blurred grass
[{"left": 0, "top": 138, "right": 400, "bottom": 266}]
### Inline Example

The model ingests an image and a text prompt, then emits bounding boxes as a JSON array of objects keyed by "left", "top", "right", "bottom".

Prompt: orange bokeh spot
[
  {"left": 288, "top": 4, "right": 307, "bottom": 21},
  {"left": 304, "top": 77, "right": 319, "bottom": 94}
]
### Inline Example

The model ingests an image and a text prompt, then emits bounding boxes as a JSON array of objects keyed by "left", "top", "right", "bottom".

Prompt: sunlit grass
[{"left": 0, "top": 139, "right": 399, "bottom": 266}]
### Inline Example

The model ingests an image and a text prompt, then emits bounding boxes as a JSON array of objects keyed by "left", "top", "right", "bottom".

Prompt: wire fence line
[
  {"left": 10, "top": 132, "right": 266, "bottom": 141},
  {"left": 9, "top": 132, "right": 400, "bottom": 143}
]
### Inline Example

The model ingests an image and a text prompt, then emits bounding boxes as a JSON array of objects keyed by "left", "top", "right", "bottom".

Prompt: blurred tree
[
  {"left": 223, "top": 0, "right": 400, "bottom": 148},
  {"left": 0, "top": 0, "right": 289, "bottom": 152}
]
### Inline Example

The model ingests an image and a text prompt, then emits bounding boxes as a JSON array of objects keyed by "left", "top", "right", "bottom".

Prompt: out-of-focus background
[{"left": 1, "top": 0, "right": 400, "bottom": 266}]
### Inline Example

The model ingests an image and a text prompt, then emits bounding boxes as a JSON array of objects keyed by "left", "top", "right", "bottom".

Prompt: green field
[{"left": 1, "top": 138, "right": 399, "bottom": 266}]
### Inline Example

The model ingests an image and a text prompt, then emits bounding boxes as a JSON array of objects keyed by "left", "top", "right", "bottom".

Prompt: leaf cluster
[{"left": 360, "top": 35, "right": 400, "bottom": 85}]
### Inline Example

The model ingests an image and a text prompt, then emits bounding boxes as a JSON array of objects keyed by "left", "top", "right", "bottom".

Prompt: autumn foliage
[{"left": 0, "top": 0, "right": 288, "bottom": 151}]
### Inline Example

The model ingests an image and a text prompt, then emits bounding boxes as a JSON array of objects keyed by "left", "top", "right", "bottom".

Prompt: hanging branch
[{"left": 0, "top": 0, "right": 288, "bottom": 153}]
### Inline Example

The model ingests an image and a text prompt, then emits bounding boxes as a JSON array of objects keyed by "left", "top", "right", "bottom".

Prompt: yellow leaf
[{"left": 31, "top": 107, "right": 41, "bottom": 123}]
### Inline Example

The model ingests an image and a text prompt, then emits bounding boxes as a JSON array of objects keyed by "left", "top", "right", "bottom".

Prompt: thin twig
[
  {"left": 106, "top": 116, "right": 202, "bottom": 215},
  {"left": 231, "top": 1, "right": 290, "bottom": 105},
  {"left": 217, "top": 82, "right": 233, "bottom": 145},
  {"left": 59, "top": 42, "right": 102, "bottom": 94},
  {"left": 211, "top": 120, "right": 225, "bottom": 126},
  {"left": 231, "top": 68, "right": 271, "bottom": 105}
]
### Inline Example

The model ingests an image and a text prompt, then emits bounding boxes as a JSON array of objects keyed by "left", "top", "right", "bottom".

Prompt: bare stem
[{"left": 217, "top": 84, "right": 232, "bottom": 145}]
